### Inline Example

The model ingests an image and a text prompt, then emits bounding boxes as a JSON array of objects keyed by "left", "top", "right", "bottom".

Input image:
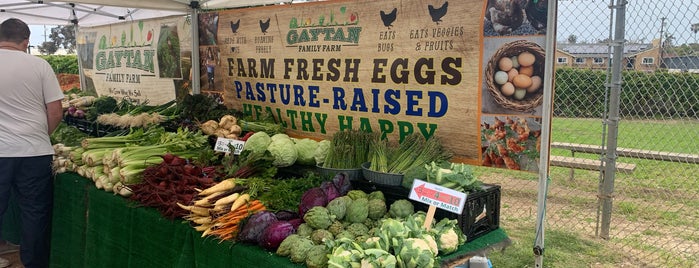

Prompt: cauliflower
[
  {"left": 436, "top": 228, "right": 460, "bottom": 254},
  {"left": 396, "top": 238, "right": 437, "bottom": 268},
  {"left": 430, "top": 218, "right": 466, "bottom": 255}
]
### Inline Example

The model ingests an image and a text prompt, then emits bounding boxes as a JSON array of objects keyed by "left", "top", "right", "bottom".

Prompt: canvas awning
[{"left": 0, "top": 0, "right": 292, "bottom": 27}]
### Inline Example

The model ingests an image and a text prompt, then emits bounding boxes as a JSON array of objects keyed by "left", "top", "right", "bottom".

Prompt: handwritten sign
[
  {"left": 409, "top": 179, "right": 467, "bottom": 215},
  {"left": 213, "top": 138, "right": 245, "bottom": 154}
]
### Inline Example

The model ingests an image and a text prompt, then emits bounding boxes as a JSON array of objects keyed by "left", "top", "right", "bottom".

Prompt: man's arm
[{"left": 46, "top": 100, "right": 63, "bottom": 135}]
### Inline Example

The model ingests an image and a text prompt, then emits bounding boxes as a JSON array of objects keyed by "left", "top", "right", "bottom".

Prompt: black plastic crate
[
  {"left": 352, "top": 180, "right": 501, "bottom": 242},
  {"left": 63, "top": 116, "right": 119, "bottom": 137}
]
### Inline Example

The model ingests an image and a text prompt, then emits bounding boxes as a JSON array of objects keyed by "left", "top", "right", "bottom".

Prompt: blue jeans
[{"left": 0, "top": 156, "right": 53, "bottom": 268}]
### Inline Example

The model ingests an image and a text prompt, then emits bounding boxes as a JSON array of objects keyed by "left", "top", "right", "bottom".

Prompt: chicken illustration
[
  {"left": 428, "top": 1, "right": 448, "bottom": 25},
  {"left": 259, "top": 18, "right": 271, "bottom": 34},
  {"left": 380, "top": 8, "right": 398, "bottom": 29},
  {"left": 487, "top": 0, "right": 524, "bottom": 35},
  {"left": 525, "top": 0, "right": 547, "bottom": 32},
  {"left": 230, "top": 19, "right": 240, "bottom": 34}
]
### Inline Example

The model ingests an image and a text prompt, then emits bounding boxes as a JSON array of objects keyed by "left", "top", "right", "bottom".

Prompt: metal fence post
[{"left": 599, "top": 0, "right": 627, "bottom": 239}]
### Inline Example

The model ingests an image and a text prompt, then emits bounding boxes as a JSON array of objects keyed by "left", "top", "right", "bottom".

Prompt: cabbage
[
  {"left": 298, "top": 187, "right": 328, "bottom": 216},
  {"left": 243, "top": 131, "right": 272, "bottom": 153},
  {"left": 259, "top": 221, "right": 296, "bottom": 251},
  {"left": 237, "top": 211, "right": 278, "bottom": 243},
  {"left": 292, "top": 138, "right": 319, "bottom": 165},
  {"left": 271, "top": 133, "right": 290, "bottom": 142},
  {"left": 267, "top": 136, "right": 298, "bottom": 167},
  {"left": 313, "top": 139, "right": 331, "bottom": 165}
]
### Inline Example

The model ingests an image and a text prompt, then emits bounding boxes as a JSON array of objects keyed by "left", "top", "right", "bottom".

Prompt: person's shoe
[
  {"left": 0, "top": 242, "right": 19, "bottom": 255},
  {"left": 0, "top": 257, "right": 10, "bottom": 268}
]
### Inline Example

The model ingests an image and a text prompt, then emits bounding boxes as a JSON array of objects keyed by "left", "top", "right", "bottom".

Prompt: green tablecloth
[{"left": 1, "top": 173, "right": 509, "bottom": 267}]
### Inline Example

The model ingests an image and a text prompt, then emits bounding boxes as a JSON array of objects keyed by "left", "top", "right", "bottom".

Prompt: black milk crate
[
  {"left": 352, "top": 180, "right": 501, "bottom": 242},
  {"left": 63, "top": 116, "right": 119, "bottom": 137}
]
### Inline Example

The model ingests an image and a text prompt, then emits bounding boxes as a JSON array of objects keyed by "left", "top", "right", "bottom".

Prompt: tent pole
[
  {"left": 533, "top": 0, "right": 558, "bottom": 267},
  {"left": 190, "top": 2, "right": 200, "bottom": 95}
]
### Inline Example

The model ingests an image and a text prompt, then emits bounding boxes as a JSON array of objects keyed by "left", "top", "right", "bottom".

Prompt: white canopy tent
[
  {"left": 0, "top": 0, "right": 304, "bottom": 93},
  {"left": 0, "top": 0, "right": 289, "bottom": 26}
]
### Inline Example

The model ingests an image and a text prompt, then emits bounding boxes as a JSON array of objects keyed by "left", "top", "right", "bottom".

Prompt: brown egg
[
  {"left": 518, "top": 51, "right": 536, "bottom": 67},
  {"left": 498, "top": 57, "right": 513, "bottom": 72},
  {"left": 507, "top": 68, "right": 519, "bottom": 82},
  {"left": 500, "top": 82, "right": 515, "bottom": 96},
  {"left": 527, "top": 76, "right": 542, "bottom": 93},
  {"left": 519, "top": 65, "right": 534, "bottom": 76},
  {"left": 512, "top": 74, "right": 533, "bottom": 89}
]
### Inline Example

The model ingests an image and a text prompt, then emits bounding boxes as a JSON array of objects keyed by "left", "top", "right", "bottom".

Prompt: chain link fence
[{"left": 483, "top": 0, "right": 698, "bottom": 267}]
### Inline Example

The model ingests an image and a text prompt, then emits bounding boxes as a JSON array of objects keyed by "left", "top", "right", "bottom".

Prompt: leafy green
[
  {"left": 424, "top": 161, "right": 483, "bottom": 192},
  {"left": 51, "top": 123, "right": 89, "bottom": 147}
]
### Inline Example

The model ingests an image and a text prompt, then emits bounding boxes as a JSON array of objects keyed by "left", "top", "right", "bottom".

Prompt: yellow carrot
[
  {"left": 230, "top": 194, "right": 250, "bottom": 212},
  {"left": 213, "top": 192, "right": 240, "bottom": 207},
  {"left": 193, "top": 190, "right": 226, "bottom": 207},
  {"left": 198, "top": 178, "right": 236, "bottom": 196},
  {"left": 177, "top": 203, "right": 210, "bottom": 217},
  {"left": 194, "top": 223, "right": 213, "bottom": 232}
]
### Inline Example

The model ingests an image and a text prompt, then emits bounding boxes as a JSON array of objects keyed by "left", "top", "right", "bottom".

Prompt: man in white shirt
[{"left": 0, "top": 18, "right": 64, "bottom": 268}]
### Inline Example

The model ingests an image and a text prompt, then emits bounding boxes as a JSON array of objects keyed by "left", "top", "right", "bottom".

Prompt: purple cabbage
[
  {"left": 320, "top": 180, "right": 340, "bottom": 202},
  {"left": 298, "top": 187, "right": 328, "bottom": 216},
  {"left": 332, "top": 172, "right": 352, "bottom": 195},
  {"left": 288, "top": 218, "right": 304, "bottom": 230},
  {"left": 275, "top": 210, "right": 299, "bottom": 221},
  {"left": 237, "top": 211, "right": 278, "bottom": 243},
  {"left": 258, "top": 221, "right": 296, "bottom": 251}
]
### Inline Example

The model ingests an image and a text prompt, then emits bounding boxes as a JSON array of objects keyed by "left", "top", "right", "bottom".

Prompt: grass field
[{"left": 474, "top": 117, "right": 699, "bottom": 267}]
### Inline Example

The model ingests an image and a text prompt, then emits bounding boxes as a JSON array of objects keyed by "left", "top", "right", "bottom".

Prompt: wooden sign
[{"left": 203, "top": 0, "right": 552, "bottom": 169}]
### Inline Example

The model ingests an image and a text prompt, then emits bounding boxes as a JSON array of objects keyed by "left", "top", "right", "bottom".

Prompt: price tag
[
  {"left": 213, "top": 137, "right": 245, "bottom": 155},
  {"left": 409, "top": 179, "right": 467, "bottom": 215}
]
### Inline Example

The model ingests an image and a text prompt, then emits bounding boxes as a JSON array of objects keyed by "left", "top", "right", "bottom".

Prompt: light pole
[{"left": 659, "top": 17, "right": 666, "bottom": 68}]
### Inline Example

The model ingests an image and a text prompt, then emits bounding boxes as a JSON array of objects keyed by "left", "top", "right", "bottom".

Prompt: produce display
[{"left": 50, "top": 90, "right": 494, "bottom": 268}]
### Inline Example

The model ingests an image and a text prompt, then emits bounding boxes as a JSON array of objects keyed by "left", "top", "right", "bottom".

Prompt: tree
[
  {"left": 37, "top": 25, "right": 76, "bottom": 54},
  {"left": 567, "top": 34, "right": 577, "bottom": 44},
  {"left": 38, "top": 41, "right": 58, "bottom": 55}
]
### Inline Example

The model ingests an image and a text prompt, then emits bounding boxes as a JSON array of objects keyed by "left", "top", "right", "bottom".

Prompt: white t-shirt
[{"left": 0, "top": 49, "right": 64, "bottom": 157}]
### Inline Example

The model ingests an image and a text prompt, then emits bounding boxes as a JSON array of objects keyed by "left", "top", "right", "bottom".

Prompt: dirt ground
[{"left": 56, "top": 73, "right": 80, "bottom": 91}]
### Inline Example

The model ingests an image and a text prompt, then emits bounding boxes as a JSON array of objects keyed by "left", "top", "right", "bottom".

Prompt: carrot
[
  {"left": 229, "top": 193, "right": 250, "bottom": 212},
  {"left": 193, "top": 223, "right": 213, "bottom": 232},
  {"left": 213, "top": 192, "right": 240, "bottom": 207},
  {"left": 193, "top": 190, "right": 226, "bottom": 207},
  {"left": 198, "top": 178, "right": 236, "bottom": 196},
  {"left": 177, "top": 203, "right": 210, "bottom": 217}
]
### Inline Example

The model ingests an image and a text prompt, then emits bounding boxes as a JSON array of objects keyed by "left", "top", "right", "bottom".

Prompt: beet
[
  {"left": 237, "top": 211, "right": 278, "bottom": 243},
  {"left": 297, "top": 187, "right": 328, "bottom": 217}
]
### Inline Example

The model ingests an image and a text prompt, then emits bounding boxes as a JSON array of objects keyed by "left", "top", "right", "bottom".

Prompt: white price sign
[
  {"left": 409, "top": 179, "right": 467, "bottom": 215},
  {"left": 213, "top": 138, "right": 245, "bottom": 154}
]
